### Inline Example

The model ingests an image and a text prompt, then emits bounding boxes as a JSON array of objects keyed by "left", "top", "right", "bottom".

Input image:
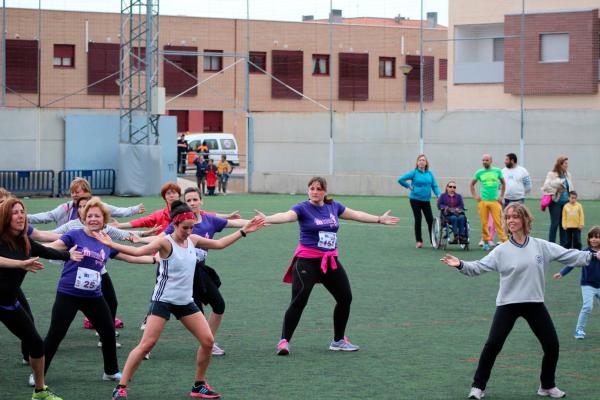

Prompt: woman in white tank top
[{"left": 94, "top": 200, "right": 265, "bottom": 400}]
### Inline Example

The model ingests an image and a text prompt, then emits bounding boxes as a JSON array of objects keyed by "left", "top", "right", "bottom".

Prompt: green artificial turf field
[{"left": 1, "top": 194, "right": 599, "bottom": 399}]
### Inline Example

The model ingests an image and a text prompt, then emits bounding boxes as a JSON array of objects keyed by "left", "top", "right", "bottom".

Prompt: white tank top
[{"left": 151, "top": 235, "right": 197, "bottom": 305}]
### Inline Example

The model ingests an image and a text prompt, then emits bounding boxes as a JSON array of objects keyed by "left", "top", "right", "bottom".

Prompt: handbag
[{"left": 540, "top": 194, "right": 552, "bottom": 211}]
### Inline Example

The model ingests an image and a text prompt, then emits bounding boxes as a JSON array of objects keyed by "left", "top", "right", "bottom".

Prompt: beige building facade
[{"left": 448, "top": 0, "right": 600, "bottom": 110}]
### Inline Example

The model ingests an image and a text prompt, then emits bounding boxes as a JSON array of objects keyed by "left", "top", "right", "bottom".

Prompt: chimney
[
  {"left": 329, "top": 9, "right": 343, "bottom": 24},
  {"left": 302, "top": 15, "right": 314, "bottom": 22},
  {"left": 426, "top": 12, "right": 437, "bottom": 28}
]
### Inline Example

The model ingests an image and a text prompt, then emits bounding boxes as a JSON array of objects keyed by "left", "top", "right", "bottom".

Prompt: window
[
  {"left": 272, "top": 50, "right": 303, "bottom": 99},
  {"left": 164, "top": 45, "right": 198, "bottom": 96},
  {"left": 53, "top": 44, "right": 75, "bottom": 68},
  {"left": 87, "top": 42, "right": 119, "bottom": 95},
  {"left": 203, "top": 111, "right": 223, "bottom": 132},
  {"left": 6, "top": 39, "right": 38, "bottom": 93},
  {"left": 204, "top": 49, "right": 223, "bottom": 72},
  {"left": 493, "top": 38, "right": 504, "bottom": 62},
  {"left": 439, "top": 58, "right": 447, "bottom": 80},
  {"left": 339, "top": 53, "right": 368, "bottom": 101},
  {"left": 379, "top": 57, "right": 395, "bottom": 78},
  {"left": 405, "top": 55, "right": 434, "bottom": 102},
  {"left": 220, "top": 138, "right": 236, "bottom": 150},
  {"left": 540, "top": 33, "right": 569, "bottom": 62},
  {"left": 312, "top": 54, "right": 329, "bottom": 75},
  {"left": 249, "top": 51, "right": 266, "bottom": 73}
]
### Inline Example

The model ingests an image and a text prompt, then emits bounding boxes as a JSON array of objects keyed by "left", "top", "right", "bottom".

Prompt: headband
[{"left": 172, "top": 212, "right": 196, "bottom": 224}]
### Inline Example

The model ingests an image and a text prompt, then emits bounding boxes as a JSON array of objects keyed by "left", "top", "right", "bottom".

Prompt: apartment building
[
  {"left": 448, "top": 0, "right": 600, "bottom": 110},
  {"left": 3, "top": 7, "right": 447, "bottom": 154}
]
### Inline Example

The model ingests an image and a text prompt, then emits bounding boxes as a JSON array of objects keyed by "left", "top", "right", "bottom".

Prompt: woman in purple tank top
[{"left": 257, "top": 176, "right": 399, "bottom": 355}]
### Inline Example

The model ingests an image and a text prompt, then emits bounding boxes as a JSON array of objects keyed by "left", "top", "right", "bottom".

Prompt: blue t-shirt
[
  {"left": 27, "top": 225, "right": 33, "bottom": 236},
  {"left": 291, "top": 200, "right": 345, "bottom": 251},
  {"left": 398, "top": 169, "right": 441, "bottom": 201},
  {"left": 57, "top": 229, "right": 118, "bottom": 297},
  {"left": 164, "top": 214, "right": 228, "bottom": 249}
]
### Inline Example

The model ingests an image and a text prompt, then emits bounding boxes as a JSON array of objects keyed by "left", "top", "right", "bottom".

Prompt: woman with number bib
[
  {"left": 257, "top": 177, "right": 399, "bottom": 355},
  {"left": 42, "top": 198, "right": 154, "bottom": 383}
]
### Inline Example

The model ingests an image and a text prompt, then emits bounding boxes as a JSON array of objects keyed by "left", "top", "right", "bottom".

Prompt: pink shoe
[
  {"left": 416, "top": 241, "right": 423, "bottom": 248},
  {"left": 114, "top": 318, "right": 124, "bottom": 329},
  {"left": 83, "top": 317, "right": 94, "bottom": 329},
  {"left": 276, "top": 339, "right": 289, "bottom": 356}
]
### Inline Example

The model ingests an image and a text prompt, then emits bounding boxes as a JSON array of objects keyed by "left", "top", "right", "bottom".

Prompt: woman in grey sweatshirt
[{"left": 441, "top": 203, "right": 599, "bottom": 400}]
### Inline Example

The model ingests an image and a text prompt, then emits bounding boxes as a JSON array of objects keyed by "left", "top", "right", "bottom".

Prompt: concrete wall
[
  {"left": 251, "top": 110, "right": 600, "bottom": 199},
  {"left": 0, "top": 108, "right": 177, "bottom": 193}
]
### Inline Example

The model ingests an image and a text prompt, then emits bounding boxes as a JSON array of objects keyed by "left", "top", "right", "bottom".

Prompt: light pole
[{"left": 400, "top": 64, "right": 413, "bottom": 112}]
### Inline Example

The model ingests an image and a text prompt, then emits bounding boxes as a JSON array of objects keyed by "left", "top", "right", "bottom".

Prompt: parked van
[{"left": 184, "top": 133, "right": 239, "bottom": 166}]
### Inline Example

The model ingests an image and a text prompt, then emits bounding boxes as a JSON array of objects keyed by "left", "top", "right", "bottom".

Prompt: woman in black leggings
[{"left": 0, "top": 196, "right": 80, "bottom": 399}]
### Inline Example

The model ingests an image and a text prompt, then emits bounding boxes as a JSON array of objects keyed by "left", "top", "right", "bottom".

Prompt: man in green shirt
[{"left": 470, "top": 154, "right": 507, "bottom": 250}]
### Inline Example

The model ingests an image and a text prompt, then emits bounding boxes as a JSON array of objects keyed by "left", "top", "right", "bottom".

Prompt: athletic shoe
[
  {"left": 468, "top": 387, "right": 485, "bottom": 399},
  {"left": 32, "top": 385, "right": 62, "bottom": 400},
  {"left": 28, "top": 373, "right": 35, "bottom": 387},
  {"left": 276, "top": 339, "right": 289, "bottom": 356},
  {"left": 114, "top": 318, "right": 124, "bottom": 329},
  {"left": 190, "top": 382, "right": 221, "bottom": 398},
  {"left": 478, "top": 240, "right": 484, "bottom": 247},
  {"left": 537, "top": 386, "right": 566, "bottom": 398},
  {"left": 111, "top": 386, "right": 127, "bottom": 400},
  {"left": 143, "top": 352, "right": 151, "bottom": 360},
  {"left": 22, "top": 357, "right": 30, "bottom": 365},
  {"left": 482, "top": 243, "right": 490, "bottom": 251},
  {"left": 139, "top": 316, "right": 147, "bottom": 330},
  {"left": 329, "top": 337, "right": 360, "bottom": 352},
  {"left": 211, "top": 343, "right": 225, "bottom": 356},
  {"left": 574, "top": 329, "right": 585, "bottom": 339},
  {"left": 98, "top": 341, "right": 122, "bottom": 348},
  {"left": 96, "top": 330, "right": 120, "bottom": 337},
  {"left": 83, "top": 317, "right": 93, "bottom": 329},
  {"left": 102, "top": 372, "right": 123, "bottom": 381},
  {"left": 416, "top": 241, "right": 423, "bottom": 248},
  {"left": 487, "top": 240, "right": 495, "bottom": 247}
]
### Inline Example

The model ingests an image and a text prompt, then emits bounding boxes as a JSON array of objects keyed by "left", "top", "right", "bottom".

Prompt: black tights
[
  {"left": 1, "top": 300, "right": 44, "bottom": 359},
  {"left": 409, "top": 199, "right": 434, "bottom": 243},
  {"left": 44, "top": 292, "right": 119, "bottom": 375},
  {"left": 17, "top": 288, "right": 36, "bottom": 360},
  {"left": 101, "top": 272, "right": 118, "bottom": 320},
  {"left": 281, "top": 257, "right": 352, "bottom": 342},
  {"left": 473, "top": 303, "right": 559, "bottom": 391}
]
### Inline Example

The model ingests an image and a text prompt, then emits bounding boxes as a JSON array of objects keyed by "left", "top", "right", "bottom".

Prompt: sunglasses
[{"left": 447, "top": 185, "right": 456, "bottom": 189}]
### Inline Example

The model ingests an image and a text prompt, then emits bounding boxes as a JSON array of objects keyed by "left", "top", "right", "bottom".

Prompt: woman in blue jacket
[{"left": 398, "top": 154, "right": 440, "bottom": 248}]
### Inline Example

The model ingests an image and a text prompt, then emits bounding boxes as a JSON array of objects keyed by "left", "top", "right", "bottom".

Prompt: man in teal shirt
[{"left": 470, "top": 154, "right": 507, "bottom": 250}]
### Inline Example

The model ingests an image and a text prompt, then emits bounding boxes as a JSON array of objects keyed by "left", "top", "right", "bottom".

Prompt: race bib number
[
  {"left": 318, "top": 231, "right": 337, "bottom": 250},
  {"left": 74, "top": 267, "right": 101, "bottom": 291}
]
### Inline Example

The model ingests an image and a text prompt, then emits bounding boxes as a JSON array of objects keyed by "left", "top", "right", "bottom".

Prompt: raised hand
[
  {"left": 92, "top": 231, "right": 114, "bottom": 247},
  {"left": 69, "top": 245, "right": 84, "bottom": 262},
  {"left": 20, "top": 257, "right": 44, "bottom": 273},
  {"left": 137, "top": 203, "right": 146, "bottom": 214},
  {"left": 141, "top": 225, "right": 161, "bottom": 237},
  {"left": 379, "top": 210, "right": 399, "bottom": 225},
  {"left": 243, "top": 216, "right": 266, "bottom": 233},
  {"left": 225, "top": 210, "right": 241, "bottom": 220},
  {"left": 440, "top": 254, "right": 460, "bottom": 268}
]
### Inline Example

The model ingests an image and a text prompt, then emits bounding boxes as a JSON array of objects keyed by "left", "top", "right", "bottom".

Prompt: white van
[{"left": 184, "top": 133, "right": 239, "bottom": 166}]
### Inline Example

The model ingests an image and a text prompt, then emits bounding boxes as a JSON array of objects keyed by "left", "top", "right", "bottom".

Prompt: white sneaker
[
  {"left": 211, "top": 343, "right": 225, "bottom": 356},
  {"left": 468, "top": 387, "right": 484, "bottom": 399},
  {"left": 537, "top": 386, "right": 566, "bottom": 398},
  {"left": 28, "top": 373, "right": 35, "bottom": 387},
  {"left": 95, "top": 330, "right": 120, "bottom": 337},
  {"left": 328, "top": 337, "right": 359, "bottom": 352},
  {"left": 21, "top": 358, "right": 29, "bottom": 365},
  {"left": 97, "top": 341, "right": 122, "bottom": 348},
  {"left": 102, "top": 371, "right": 123, "bottom": 381},
  {"left": 143, "top": 352, "right": 151, "bottom": 360}
]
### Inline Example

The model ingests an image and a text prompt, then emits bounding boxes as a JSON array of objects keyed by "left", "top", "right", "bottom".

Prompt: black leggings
[
  {"left": 44, "top": 292, "right": 119, "bottom": 375},
  {"left": 101, "top": 272, "right": 118, "bottom": 320},
  {"left": 17, "top": 288, "right": 35, "bottom": 360},
  {"left": 282, "top": 257, "right": 352, "bottom": 342},
  {"left": 409, "top": 199, "right": 434, "bottom": 243},
  {"left": 193, "top": 261, "right": 225, "bottom": 315},
  {"left": 473, "top": 303, "right": 559, "bottom": 391},
  {"left": 0, "top": 301, "right": 44, "bottom": 359}
]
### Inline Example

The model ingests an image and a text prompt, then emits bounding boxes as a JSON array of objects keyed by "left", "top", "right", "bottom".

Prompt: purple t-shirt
[
  {"left": 57, "top": 229, "right": 118, "bottom": 298},
  {"left": 27, "top": 225, "right": 33, "bottom": 236},
  {"left": 291, "top": 200, "right": 346, "bottom": 251},
  {"left": 164, "top": 214, "right": 228, "bottom": 249}
]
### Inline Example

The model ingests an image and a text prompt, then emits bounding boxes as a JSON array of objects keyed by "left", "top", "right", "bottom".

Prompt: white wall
[{"left": 251, "top": 110, "right": 600, "bottom": 199}]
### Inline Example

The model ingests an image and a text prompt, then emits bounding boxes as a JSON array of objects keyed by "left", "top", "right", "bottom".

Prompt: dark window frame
[
  {"left": 249, "top": 51, "right": 267, "bottom": 74},
  {"left": 203, "top": 49, "right": 223, "bottom": 72},
  {"left": 312, "top": 54, "right": 330, "bottom": 76},
  {"left": 378, "top": 56, "right": 396, "bottom": 78},
  {"left": 53, "top": 44, "right": 75, "bottom": 68}
]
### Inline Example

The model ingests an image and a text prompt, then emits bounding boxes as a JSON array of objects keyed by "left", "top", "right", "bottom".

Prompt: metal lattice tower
[{"left": 119, "top": 0, "right": 160, "bottom": 144}]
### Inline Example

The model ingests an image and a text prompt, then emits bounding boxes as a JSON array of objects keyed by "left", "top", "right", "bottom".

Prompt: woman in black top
[{"left": 0, "top": 197, "right": 81, "bottom": 399}]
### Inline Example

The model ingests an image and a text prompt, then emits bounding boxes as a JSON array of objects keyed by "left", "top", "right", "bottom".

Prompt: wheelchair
[{"left": 431, "top": 208, "right": 470, "bottom": 251}]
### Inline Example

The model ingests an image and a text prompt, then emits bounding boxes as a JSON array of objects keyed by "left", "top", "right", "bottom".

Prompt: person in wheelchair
[{"left": 437, "top": 181, "right": 467, "bottom": 244}]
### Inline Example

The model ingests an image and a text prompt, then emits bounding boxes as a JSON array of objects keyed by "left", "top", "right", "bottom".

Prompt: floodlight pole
[
  {"left": 519, "top": 0, "right": 525, "bottom": 166},
  {"left": 419, "top": 0, "right": 424, "bottom": 154},
  {"left": 328, "top": 0, "right": 334, "bottom": 175},
  {"left": 245, "top": 0, "right": 252, "bottom": 191},
  {"left": 1, "top": 0, "right": 5, "bottom": 106}
]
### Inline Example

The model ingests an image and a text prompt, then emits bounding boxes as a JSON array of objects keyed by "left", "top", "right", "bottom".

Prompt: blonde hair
[
  {"left": 69, "top": 178, "right": 92, "bottom": 194},
  {"left": 415, "top": 154, "right": 429, "bottom": 170},
  {"left": 552, "top": 156, "right": 568, "bottom": 175},
  {"left": 503, "top": 203, "right": 534, "bottom": 236},
  {"left": 80, "top": 197, "right": 110, "bottom": 225}
]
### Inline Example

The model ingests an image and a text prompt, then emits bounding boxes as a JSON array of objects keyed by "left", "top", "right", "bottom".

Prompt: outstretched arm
[
  {"left": 0, "top": 256, "right": 44, "bottom": 272},
  {"left": 340, "top": 208, "right": 399, "bottom": 225},
  {"left": 93, "top": 232, "right": 166, "bottom": 257},
  {"left": 254, "top": 209, "right": 297, "bottom": 224},
  {"left": 191, "top": 216, "right": 265, "bottom": 249},
  {"left": 115, "top": 252, "right": 156, "bottom": 265}
]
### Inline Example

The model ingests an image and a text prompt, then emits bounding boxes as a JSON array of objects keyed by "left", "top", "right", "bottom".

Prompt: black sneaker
[{"left": 190, "top": 382, "right": 221, "bottom": 399}]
